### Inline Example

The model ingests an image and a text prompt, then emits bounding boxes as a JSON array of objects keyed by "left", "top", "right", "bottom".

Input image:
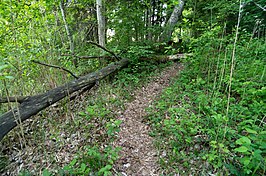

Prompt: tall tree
[
  {"left": 96, "top": 0, "right": 106, "bottom": 47},
  {"left": 59, "top": 1, "right": 74, "bottom": 54},
  {"left": 59, "top": 1, "right": 77, "bottom": 66},
  {"left": 160, "top": 0, "right": 185, "bottom": 42}
]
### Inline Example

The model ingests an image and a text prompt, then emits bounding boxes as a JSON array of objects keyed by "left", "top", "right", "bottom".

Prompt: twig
[
  {"left": 253, "top": 2, "right": 266, "bottom": 11},
  {"left": 31, "top": 60, "right": 78, "bottom": 79},
  {"left": 61, "top": 54, "right": 113, "bottom": 59},
  {"left": 87, "top": 41, "right": 120, "bottom": 60}
]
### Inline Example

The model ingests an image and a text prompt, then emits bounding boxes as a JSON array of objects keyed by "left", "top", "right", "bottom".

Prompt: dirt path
[{"left": 113, "top": 63, "right": 183, "bottom": 175}]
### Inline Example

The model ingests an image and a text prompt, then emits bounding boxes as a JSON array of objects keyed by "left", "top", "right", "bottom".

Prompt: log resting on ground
[
  {"left": 0, "top": 58, "right": 129, "bottom": 141},
  {"left": 140, "top": 53, "right": 192, "bottom": 62}
]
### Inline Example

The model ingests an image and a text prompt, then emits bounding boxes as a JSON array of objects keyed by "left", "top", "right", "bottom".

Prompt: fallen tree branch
[
  {"left": 31, "top": 60, "right": 79, "bottom": 79},
  {"left": 140, "top": 53, "right": 192, "bottom": 62},
  {"left": 87, "top": 41, "right": 120, "bottom": 61},
  {"left": 0, "top": 96, "right": 29, "bottom": 104},
  {"left": 61, "top": 54, "right": 114, "bottom": 60},
  {"left": 0, "top": 58, "right": 129, "bottom": 141}
]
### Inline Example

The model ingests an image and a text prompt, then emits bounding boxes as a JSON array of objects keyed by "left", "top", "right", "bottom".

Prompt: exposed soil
[{"left": 113, "top": 62, "right": 183, "bottom": 175}]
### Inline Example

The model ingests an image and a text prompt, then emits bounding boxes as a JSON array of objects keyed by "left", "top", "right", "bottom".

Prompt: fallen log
[
  {"left": 140, "top": 53, "right": 192, "bottom": 62},
  {"left": 0, "top": 58, "right": 129, "bottom": 141}
]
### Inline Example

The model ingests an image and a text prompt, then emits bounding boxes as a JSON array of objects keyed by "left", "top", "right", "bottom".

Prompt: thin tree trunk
[
  {"left": 96, "top": 0, "right": 106, "bottom": 47},
  {"left": 59, "top": 1, "right": 76, "bottom": 66},
  {"left": 160, "top": 0, "right": 185, "bottom": 42}
]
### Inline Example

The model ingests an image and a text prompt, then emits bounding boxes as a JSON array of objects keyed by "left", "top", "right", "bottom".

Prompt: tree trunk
[
  {"left": 160, "top": 0, "right": 185, "bottom": 42},
  {"left": 147, "top": 7, "right": 152, "bottom": 41},
  {"left": 59, "top": 1, "right": 76, "bottom": 66},
  {"left": 0, "top": 59, "right": 129, "bottom": 141},
  {"left": 96, "top": 0, "right": 106, "bottom": 47}
]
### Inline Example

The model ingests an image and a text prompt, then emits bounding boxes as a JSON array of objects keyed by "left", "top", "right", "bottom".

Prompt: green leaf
[
  {"left": 86, "top": 106, "right": 95, "bottom": 115},
  {"left": 236, "top": 136, "right": 251, "bottom": 145},
  {"left": 4, "top": 75, "right": 14, "bottom": 79},
  {"left": 240, "top": 157, "right": 250, "bottom": 166},
  {"left": 98, "top": 165, "right": 112, "bottom": 174},
  {"left": 80, "top": 163, "right": 86, "bottom": 172},
  {"left": 259, "top": 142, "right": 266, "bottom": 149},
  {"left": 259, "top": 131, "right": 266, "bottom": 135},
  {"left": 253, "top": 150, "right": 262, "bottom": 158},
  {"left": 79, "top": 112, "right": 87, "bottom": 116},
  {"left": 234, "top": 146, "right": 249, "bottom": 153},
  {"left": 42, "top": 169, "right": 51, "bottom": 176},
  {"left": 0, "top": 64, "right": 9, "bottom": 71},
  {"left": 245, "top": 128, "right": 258, "bottom": 134},
  {"left": 69, "top": 159, "right": 77, "bottom": 167}
]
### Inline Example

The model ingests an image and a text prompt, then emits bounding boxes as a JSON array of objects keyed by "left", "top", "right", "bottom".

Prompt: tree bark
[
  {"left": 96, "top": 0, "right": 106, "bottom": 47},
  {"left": 0, "top": 59, "right": 129, "bottom": 141},
  {"left": 160, "top": 0, "right": 185, "bottom": 42}
]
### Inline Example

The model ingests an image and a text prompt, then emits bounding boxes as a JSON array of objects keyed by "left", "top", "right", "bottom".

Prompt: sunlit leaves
[{"left": 0, "top": 64, "right": 14, "bottom": 80}]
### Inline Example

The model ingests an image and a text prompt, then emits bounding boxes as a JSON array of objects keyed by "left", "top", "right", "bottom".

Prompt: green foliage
[
  {"left": 0, "top": 64, "right": 14, "bottom": 80},
  {"left": 106, "top": 119, "right": 122, "bottom": 138},
  {"left": 0, "top": 155, "right": 8, "bottom": 173},
  {"left": 18, "top": 170, "right": 32, "bottom": 176},
  {"left": 242, "top": 0, "right": 266, "bottom": 35},
  {"left": 64, "top": 103, "right": 121, "bottom": 175},
  {"left": 127, "top": 45, "right": 155, "bottom": 59},
  {"left": 146, "top": 31, "right": 266, "bottom": 175},
  {"left": 2, "top": 0, "right": 265, "bottom": 175}
]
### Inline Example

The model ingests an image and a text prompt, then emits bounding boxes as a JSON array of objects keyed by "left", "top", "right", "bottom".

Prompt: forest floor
[
  {"left": 0, "top": 61, "right": 183, "bottom": 176},
  {"left": 113, "top": 62, "right": 183, "bottom": 175}
]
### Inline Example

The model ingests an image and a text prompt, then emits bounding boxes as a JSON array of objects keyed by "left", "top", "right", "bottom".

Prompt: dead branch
[
  {"left": 61, "top": 54, "right": 113, "bottom": 60},
  {"left": 31, "top": 60, "right": 78, "bottom": 79},
  {"left": 0, "top": 58, "right": 129, "bottom": 141},
  {"left": 87, "top": 41, "right": 120, "bottom": 61}
]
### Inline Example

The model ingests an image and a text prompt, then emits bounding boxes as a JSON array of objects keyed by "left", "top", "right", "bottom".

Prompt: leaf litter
[{"left": 113, "top": 62, "right": 183, "bottom": 175}]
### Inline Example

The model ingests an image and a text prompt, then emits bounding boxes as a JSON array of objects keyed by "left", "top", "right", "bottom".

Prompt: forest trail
[{"left": 113, "top": 62, "right": 183, "bottom": 175}]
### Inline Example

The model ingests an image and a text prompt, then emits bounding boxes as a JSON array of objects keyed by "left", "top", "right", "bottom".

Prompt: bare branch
[
  {"left": 87, "top": 41, "right": 120, "bottom": 61},
  {"left": 254, "top": 2, "right": 266, "bottom": 11},
  {"left": 61, "top": 54, "right": 113, "bottom": 60},
  {"left": 31, "top": 60, "right": 78, "bottom": 79}
]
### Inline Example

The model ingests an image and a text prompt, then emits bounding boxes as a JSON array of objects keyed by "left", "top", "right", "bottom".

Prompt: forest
[{"left": 0, "top": 0, "right": 265, "bottom": 175}]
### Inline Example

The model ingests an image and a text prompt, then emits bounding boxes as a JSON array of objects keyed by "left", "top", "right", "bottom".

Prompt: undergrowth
[
  {"left": 1, "top": 49, "right": 170, "bottom": 175},
  {"left": 58, "top": 58, "right": 170, "bottom": 176},
  {"left": 146, "top": 33, "right": 265, "bottom": 175}
]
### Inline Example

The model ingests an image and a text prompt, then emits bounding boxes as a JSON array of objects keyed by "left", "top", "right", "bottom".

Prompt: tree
[
  {"left": 96, "top": 0, "right": 106, "bottom": 47},
  {"left": 59, "top": 1, "right": 76, "bottom": 66},
  {"left": 160, "top": 0, "right": 185, "bottom": 42}
]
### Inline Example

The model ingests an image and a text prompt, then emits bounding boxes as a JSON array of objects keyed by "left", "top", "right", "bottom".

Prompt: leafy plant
[
  {"left": 63, "top": 146, "right": 120, "bottom": 176},
  {"left": 0, "top": 155, "right": 8, "bottom": 173},
  {"left": 146, "top": 32, "right": 266, "bottom": 175},
  {"left": 0, "top": 64, "right": 14, "bottom": 80}
]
